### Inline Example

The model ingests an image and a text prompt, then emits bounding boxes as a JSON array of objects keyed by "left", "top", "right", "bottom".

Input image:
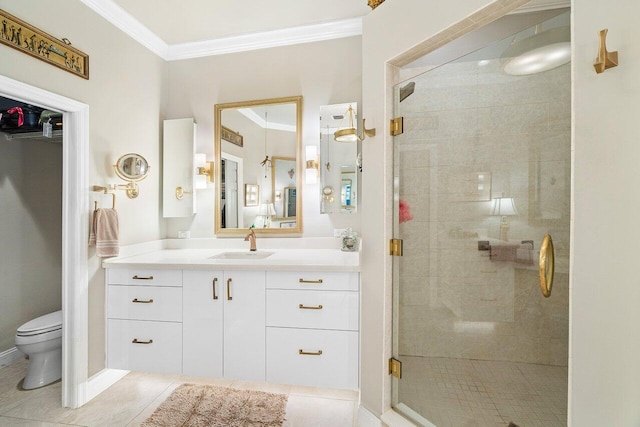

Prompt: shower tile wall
[{"left": 398, "top": 60, "right": 570, "bottom": 365}]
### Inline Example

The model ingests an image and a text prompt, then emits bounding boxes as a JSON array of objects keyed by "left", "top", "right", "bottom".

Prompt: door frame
[{"left": 0, "top": 75, "right": 89, "bottom": 408}]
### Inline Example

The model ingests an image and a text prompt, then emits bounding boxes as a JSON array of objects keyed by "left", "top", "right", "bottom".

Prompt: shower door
[{"left": 391, "top": 12, "right": 570, "bottom": 427}]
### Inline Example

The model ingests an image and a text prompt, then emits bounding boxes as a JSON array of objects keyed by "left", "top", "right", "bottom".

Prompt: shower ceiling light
[{"left": 502, "top": 26, "right": 570, "bottom": 76}]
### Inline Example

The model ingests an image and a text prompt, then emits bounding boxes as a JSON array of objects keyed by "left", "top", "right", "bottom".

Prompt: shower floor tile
[{"left": 396, "top": 356, "right": 567, "bottom": 427}]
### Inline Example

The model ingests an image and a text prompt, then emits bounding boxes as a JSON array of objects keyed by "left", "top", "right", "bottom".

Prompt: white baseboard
[
  {"left": 86, "top": 368, "right": 129, "bottom": 402},
  {"left": 383, "top": 404, "right": 435, "bottom": 427},
  {"left": 359, "top": 405, "right": 385, "bottom": 427},
  {"left": 0, "top": 347, "right": 25, "bottom": 369}
]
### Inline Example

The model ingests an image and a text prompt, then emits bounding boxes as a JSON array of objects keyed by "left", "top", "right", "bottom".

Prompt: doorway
[
  {"left": 391, "top": 11, "right": 570, "bottom": 427},
  {"left": 0, "top": 75, "right": 89, "bottom": 408}
]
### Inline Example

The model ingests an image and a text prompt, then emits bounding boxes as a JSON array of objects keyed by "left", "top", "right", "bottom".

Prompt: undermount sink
[{"left": 209, "top": 251, "right": 274, "bottom": 260}]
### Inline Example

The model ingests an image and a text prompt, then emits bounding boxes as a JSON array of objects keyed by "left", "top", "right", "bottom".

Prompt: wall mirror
[
  {"left": 215, "top": 96, "right": 302, "bottom": 235},
  {"left": 113, "top": 152, "right": 150, "bottom": 199},
  {"left": 319, "top": 102, "right": 359, "bottom": 214}
]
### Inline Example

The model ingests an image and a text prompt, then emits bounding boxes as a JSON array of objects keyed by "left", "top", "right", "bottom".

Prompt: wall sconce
[
  {"left": 305, "top": 145, "right": 319, "bottom": 184},
  {"left": 195, "top": 153, "right": 213, "bottom": 189},
  {"left": 333, "top": 105, "right": 376, "bottom": 142},
  {"left": 490, "top": 196, "right": 519, "bottom": 241}
]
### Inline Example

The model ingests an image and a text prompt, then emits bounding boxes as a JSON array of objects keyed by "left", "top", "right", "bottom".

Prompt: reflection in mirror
[
  {"left": 215, "top": 96, "right": 302, "bottom": 235},
  {"left": 319, "top": 103, "right": 359, "bottom": 214},
  {"left": 114, "top": 153, "right": 150, "bottom": 182},
  {"left": 271, "top": 156, "right": 296, "bottom": 220}
]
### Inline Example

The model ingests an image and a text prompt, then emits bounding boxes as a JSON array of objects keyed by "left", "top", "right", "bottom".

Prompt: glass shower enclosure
[{"left": 391, "top": 11, "right": 570, "bottom": 427}]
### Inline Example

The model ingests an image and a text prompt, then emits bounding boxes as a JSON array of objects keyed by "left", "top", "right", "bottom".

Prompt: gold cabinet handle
[
  {"left": 299, "top": 304, "right": 323, "bottom": 310},
  {"left": 539, "top": 234, "right": 555, "bottom": 298},
  {"left": 299, "top": 278, "right": 323, "bottom": 284},
  {"left": 227, "top": 278, "right": 233, "bottom": 300},
  {"left": 212, "top": 277, "right": 219, "bottom": 300},
  {"left": 132, "top": 275, "right": 154, "bottom": 280},
  {"left": 132, "top": 338, "right": 153, "bottom": 344},
  {"left": 132, "top": 298, "right": 154, "bottom": 304},
  {"left": 299, "top": 349, "right": 323, "bottom": 356}
]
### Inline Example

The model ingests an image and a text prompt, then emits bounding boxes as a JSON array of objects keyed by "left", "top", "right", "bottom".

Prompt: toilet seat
[{"left": 16, "top": 310, "right": 62, "bottom": 337}]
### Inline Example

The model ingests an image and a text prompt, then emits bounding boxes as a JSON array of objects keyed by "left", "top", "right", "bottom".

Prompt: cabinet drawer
[
  {"left": 107, "top": 285, "right": 182, "bottom": 322},
  {"left": 266, "top": 271, "right": 359, "bottom": 291},
  {"left": 266, "top": 327, "right": 358, "bottom": 390},
  {"left": 107, "top": 268, "right": 182, "bottom": 287},
  {"left": 266, "top": 289, "right": 358, "bottom": 331},
  {"left": 107, "top": 319, "right": 182, "bottom": 374}
]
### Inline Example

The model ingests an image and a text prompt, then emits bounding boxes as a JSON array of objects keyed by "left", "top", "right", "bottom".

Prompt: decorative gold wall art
[
  {"left": 0, "top": 9, "right": 89, "bottom": 79},
  {"left": 221, "top": 125, "right": 243, "bottom": 147},
  {"left": 368, "top": 0, "right": 386, "bottom": 9}
]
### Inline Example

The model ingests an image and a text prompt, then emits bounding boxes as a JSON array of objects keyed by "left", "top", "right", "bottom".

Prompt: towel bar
[{"left": 92, "top": 185, "right": 116, "bottom": 209}]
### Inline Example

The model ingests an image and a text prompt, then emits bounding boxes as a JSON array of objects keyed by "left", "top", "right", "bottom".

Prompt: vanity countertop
[{"left": 102, "top": 248, "right": 360, "bottom": 272}]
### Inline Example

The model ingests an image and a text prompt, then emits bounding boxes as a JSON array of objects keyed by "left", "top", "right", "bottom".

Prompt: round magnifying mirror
[{"left": 114, "top": 153, "right": 150, "bottom": 182}]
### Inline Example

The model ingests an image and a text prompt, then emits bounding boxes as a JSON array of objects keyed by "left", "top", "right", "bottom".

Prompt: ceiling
[
  {"left": 79, "top": 0, "right": 568, "bottom": 61},
  {"left": 111, "top": 0, "right": 371, "bottom": 44}
]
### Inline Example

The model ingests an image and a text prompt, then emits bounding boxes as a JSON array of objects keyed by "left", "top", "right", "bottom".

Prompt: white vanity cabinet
[
  {"left": 182, "top": 270, "right": 266, "bottom": 381},
  {"left": 104, "top": 254, "right": 359, "bottom": 390},
  {"left": 265, "top": 271, "right": 360, "bottom": 390},
  {"left": 106, "top": 268, "right": 183, "bottom": 374}
]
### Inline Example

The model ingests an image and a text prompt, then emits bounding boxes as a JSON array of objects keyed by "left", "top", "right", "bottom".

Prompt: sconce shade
[
  {"left": 305, "top": 145, "right": 319, "bottom": 184},
  {"left": 490, "top": 197, "right": 519, "bottom": 216},
  {"left": 195, "top": 153, "right": 213, "bottom": 188},
  {"left": 502, "top": 26, "right": 570, "bottom": 75}
]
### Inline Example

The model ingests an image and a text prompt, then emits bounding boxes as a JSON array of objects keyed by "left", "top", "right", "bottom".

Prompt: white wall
[
  {"left": 0, "top": 138, "right": 62, "bottom": 353},
  {"left": 571, "top": 0, "right": 640, "bottom": 424},
  {"left": 164, "top": 37, "right": 363, "bottom": 238},
  {"left": 0, "top": 0, "right": 168, "bottom": 375}
]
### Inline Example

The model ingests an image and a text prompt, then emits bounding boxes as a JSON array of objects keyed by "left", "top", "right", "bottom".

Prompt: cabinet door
[
  {"left": 223, "top": 270, "right": 266, "bottom": 381},
  {"left": 183, "top": 270, "right": 224, "bottom": 377}
]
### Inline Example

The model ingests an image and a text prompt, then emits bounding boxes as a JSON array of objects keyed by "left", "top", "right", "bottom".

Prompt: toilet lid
[{"left": 16, "top": 310, "right": 62, "bottom": 335}]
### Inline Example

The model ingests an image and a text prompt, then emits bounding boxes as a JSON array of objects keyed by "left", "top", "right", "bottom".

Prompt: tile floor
[
  {"left": 397, "top": 356, "right": 568, "bottom": 427},
  {"left": 0, "top": 359, "right": 359, "bottom": 426}
]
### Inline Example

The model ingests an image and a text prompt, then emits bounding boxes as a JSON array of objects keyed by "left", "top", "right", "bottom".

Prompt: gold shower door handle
[
  {"left": 227, "top": 278, "right": 233, "bottom": 300},
  {"left": 539, "top": 234, "right": 555, "bottom": 298}
]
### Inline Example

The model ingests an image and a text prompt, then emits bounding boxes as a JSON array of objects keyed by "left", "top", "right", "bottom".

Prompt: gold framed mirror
[{"left": 214, "top": 96, "right": 302, "bottom": 235}]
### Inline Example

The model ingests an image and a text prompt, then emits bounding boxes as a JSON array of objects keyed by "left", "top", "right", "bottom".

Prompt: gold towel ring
[{"left": 539, "top": 234, "right": 555, "bottom": 298}]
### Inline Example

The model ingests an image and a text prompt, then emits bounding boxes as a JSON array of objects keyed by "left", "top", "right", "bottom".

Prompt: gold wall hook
[{"left": 594, "top": 29, "right": 618, "bottom": 74}]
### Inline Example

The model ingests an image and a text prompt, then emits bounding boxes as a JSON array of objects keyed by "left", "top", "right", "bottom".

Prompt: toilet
[{"left": 15, "top": 310, "right": 62, "bottom": 390}]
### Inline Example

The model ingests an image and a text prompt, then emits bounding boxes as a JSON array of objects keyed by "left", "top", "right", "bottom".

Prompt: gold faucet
[{"left": 244, "top": 227, "right": 257, "bottom": 251}]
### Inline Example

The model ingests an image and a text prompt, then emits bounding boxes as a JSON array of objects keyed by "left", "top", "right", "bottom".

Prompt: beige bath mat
[{"left": 141, "top": 383, "right": 288, "bottom": 427}]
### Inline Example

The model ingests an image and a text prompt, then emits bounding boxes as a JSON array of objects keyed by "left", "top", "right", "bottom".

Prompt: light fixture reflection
[
  {"left": 502, "top": 26, "right": 570, "bottom": 76},
  {"left": 334, "top": 105, "right": 359, "bottom": 142}
]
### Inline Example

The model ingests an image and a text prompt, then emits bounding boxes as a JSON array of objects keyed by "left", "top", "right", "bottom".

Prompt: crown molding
[
  {"left": 165, "top": 17, "right": 363, "bottom": 61},
  {"left": 80, "top": 0, "right": 168, "bottom": 57},
  {"left": 80, "top": 0, "right": 362, "bottom": 61},
  {"left": 510, "top": 0, "right": 570, "bottom": 13}
]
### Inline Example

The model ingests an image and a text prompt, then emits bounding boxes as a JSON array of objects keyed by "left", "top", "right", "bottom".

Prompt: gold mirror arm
[{"left": 539, "top": 234, "right": 555, "bottom": 298}]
